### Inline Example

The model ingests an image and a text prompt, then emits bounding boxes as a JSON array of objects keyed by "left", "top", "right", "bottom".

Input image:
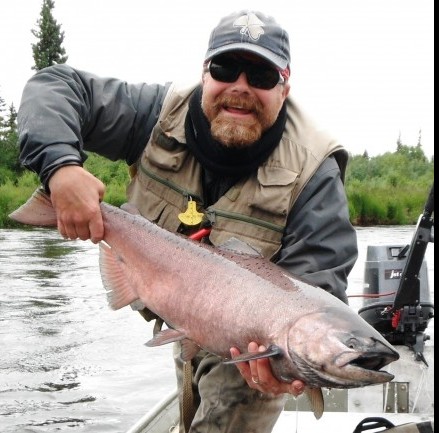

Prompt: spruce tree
[
  {"left": 5, "top": 104, "right": 17, "bottom": 134},
  {"left": 0, "top": 99, "right": 21, "bottom": 180},
  {"left": 31, "top": 0, "right": 68, "bottom": 71},
  {"left": 0, "top": 93, "right": 7, "bottom": 140}
]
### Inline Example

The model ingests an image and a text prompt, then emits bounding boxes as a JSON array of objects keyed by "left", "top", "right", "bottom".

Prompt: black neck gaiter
[{"left": 184, "top": 85, "right": 287, "bottom": 204}]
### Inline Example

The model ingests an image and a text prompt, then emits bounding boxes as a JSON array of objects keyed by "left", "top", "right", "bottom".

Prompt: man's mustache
[{"left": 212, "top": 94, "right": 263, "bottom": 116}]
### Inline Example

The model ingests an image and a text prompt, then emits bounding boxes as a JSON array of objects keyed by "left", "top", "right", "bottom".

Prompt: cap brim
[{"left": 205, "top": 43, "right": 288, "bottom": 70}]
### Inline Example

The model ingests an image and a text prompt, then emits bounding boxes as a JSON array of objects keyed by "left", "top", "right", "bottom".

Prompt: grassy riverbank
[
  {"left": 1, "top": 149, "right": 434, "bottom": 229},
  {"left": 1, "top": 172, "right": 433, "bottom": 229}
]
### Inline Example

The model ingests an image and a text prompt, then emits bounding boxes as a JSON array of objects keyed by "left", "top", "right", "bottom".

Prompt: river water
[{"left": 0, "top": 226, "right": 434, "bottom": 433}]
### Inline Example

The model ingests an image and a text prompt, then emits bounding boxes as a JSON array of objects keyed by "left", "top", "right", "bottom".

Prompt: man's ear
[{"left": 283, "top": 82, "right": 291, "bottom": 98}]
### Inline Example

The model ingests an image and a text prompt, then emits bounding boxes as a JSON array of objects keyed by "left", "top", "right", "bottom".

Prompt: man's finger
[{"left": 89, "top": 216, "right": 104, "bottom": 243}]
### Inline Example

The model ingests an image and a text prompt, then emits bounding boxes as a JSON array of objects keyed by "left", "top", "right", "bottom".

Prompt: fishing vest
[{"left": 127, "top": 83, "right": 348, "bottom": 259}]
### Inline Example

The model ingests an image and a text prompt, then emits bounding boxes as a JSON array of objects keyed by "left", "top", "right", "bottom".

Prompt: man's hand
[
  {"left": 48, "top": 165, "right": 105, "bottom": 243},
  {"left": 230, "top": 342, "right": 305, "bottom": 397}
]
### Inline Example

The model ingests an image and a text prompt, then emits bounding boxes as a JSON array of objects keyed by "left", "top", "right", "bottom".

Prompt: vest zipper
[
  {"left": 206, "top": 209, "right": 284, "bottom": 233},
  {"left": 141, "top": 164, "right": 284, "bottom": 233},
  {"left": 139, "top": 164, "right": 203, "bottom": 204}
]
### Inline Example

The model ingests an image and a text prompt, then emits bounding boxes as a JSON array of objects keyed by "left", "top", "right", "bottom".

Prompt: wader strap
[
  {"left": 153, "top": 317, "right": 164, "bottom": 335},
  {"left": 180, "top": 227, "right": 211, "bottom": 432},
  {"left": 182, "top": 360, "right": 196, "bottom": 432}
]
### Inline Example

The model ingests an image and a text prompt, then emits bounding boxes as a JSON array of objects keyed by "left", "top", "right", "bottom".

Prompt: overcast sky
[{"left": 0, "top": 0, "right": 434, "bottom": 158}]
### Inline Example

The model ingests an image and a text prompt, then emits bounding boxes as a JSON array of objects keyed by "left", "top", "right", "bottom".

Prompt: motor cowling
[{"left": 358, "top": 245, "right": 433, "bottom": 346}]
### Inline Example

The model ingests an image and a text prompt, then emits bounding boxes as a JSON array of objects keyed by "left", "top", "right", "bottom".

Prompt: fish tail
[{"left": 9, "top": 187, "right": 57, "bottom": 227}]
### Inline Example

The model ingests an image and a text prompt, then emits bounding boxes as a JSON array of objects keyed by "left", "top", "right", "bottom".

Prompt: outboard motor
[
  {"left": 359, "top": 245, "right": 433, "bottom": 339},
  {"left": 358, "top": 183, "right": 434, "bottom": 364}
]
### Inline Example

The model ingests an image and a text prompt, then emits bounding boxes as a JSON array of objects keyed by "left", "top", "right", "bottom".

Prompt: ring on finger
[{"left": 251, "top": 376, "right": 259, "bottom": 384}]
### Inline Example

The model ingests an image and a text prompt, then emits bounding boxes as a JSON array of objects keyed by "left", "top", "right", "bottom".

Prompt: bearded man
[{"left": 17, "top": 10, "right": 358, "bottom": 433}]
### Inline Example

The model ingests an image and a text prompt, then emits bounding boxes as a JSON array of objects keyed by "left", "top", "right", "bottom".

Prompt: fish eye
[{"left": 346, "top": 338, "right": 359, "bottom": 349}]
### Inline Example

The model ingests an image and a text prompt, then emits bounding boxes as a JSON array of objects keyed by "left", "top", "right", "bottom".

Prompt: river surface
[{"left": 0, "top": 226, "right": 434, "bottom": 433}]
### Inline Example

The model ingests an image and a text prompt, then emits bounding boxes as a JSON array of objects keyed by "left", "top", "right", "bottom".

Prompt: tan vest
[{"left": 127, "top": 83, "right": 348, "bottom": 259}]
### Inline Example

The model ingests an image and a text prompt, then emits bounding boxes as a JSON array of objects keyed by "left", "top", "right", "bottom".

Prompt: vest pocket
[
  {"left": 147, "top": 128, "right": 189, "bottom": 171},
  {"left": 127, "top": 174, "right": 183, "bottom": 232},
  {"left": 251, "top": 166, "right": 299, "bottom": 216}
]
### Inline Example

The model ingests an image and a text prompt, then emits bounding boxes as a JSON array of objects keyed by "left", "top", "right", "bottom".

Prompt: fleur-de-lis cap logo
[
  {"left": 233, "top": 12, "right": 265, "bottom": 41},
  {"left": 204, "top": 10, "right": 290, "bottom": 70}
]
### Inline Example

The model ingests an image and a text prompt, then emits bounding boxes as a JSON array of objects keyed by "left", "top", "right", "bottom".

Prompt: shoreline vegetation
[{"left": 0, "top": 146, "right": 434, "bottom": 229}]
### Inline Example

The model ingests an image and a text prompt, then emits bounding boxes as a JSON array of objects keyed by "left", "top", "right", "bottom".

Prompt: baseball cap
[{"left": 204, "top": 10, "right": 290, "bottom": 70}]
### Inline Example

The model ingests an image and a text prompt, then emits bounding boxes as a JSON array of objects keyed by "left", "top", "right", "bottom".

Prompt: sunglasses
[{"left": 205, "top": 54, "right": 285, "bottom": 90}]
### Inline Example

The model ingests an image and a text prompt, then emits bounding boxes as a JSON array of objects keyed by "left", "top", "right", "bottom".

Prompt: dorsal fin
[
  {"left": 120, "top": 202, "right": 141, "bottom": 215},
  {"left": 218, "top": 237, "right": 262, "bottom": 257}
]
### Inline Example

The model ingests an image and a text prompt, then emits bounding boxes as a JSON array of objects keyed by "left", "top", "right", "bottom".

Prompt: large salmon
[{"left": 9, "top": 188, "right": 399, "bottom": 418}]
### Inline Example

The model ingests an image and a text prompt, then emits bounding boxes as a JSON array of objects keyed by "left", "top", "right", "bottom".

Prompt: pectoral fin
[{"left": 224, "top": 345, "right": 283, "bottom": 364}]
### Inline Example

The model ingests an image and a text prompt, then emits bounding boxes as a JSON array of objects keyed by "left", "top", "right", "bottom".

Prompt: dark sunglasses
[{"left": 205, "top": 54, "right": 284, "bottom": 90}]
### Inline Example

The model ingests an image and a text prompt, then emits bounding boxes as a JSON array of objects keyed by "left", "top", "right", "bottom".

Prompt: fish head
[{"left": 283, "top": 306, "right": 400, "bottom": 389}]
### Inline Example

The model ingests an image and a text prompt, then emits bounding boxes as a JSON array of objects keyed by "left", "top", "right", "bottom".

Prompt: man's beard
[{"left": 202, "top": 94, "right": 277, "bottom": 149}]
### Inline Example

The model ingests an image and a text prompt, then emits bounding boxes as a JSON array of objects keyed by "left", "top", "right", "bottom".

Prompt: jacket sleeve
[
  {"left": 276, "top": 156, "right": 358, "bottom": 303},
  {"left": 17, "top": 64, "right": 170, "bottom": 189}
]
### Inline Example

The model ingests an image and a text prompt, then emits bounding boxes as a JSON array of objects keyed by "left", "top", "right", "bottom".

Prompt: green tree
[
  {"left": 6, "top": 103, "right": 17, "bottom": 132},
  {"left": 0, "top": 93, "right": 6, "bottom": 140},
  {"left": 31, "top": 0, "right": 68, "bottom": 71},
  {"left": 0, "top": 99, "right": 21, "bottom": 184}
]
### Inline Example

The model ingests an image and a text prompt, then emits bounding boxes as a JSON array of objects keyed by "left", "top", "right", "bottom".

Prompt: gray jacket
[{"left": 17, "top": 64, "right": 358, "bottom": 302}]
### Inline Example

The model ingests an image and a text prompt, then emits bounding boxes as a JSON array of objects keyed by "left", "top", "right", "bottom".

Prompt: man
[{"left": 17, "top": 9, "right": 358, "bottom": 433}]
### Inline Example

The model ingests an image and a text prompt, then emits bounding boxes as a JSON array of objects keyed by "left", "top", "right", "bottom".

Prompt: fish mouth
[
  {"left": 339, "top": 338, "right": 399, "bottom": 387},
  {"left": 335, "top": 336, "right": 399, "bottom": 370},
  {"left": 295, "top": 357, "right": 395, "bottom": 388},
  {"left": 348, "top": 349, "right": 398, "bottom": 372},
  {"left": 292, "top": 341, "right": 399, "bottom": 389}
]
